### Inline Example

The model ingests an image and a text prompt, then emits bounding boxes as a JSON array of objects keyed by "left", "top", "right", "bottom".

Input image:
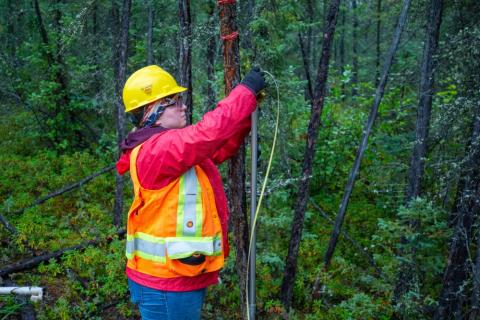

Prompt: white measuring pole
[
  {"left": 249, "top": 108, "right": 258, "bottom": 320},
  {"left": 0, "top": 287, "right": 43, "bottom": 302}
]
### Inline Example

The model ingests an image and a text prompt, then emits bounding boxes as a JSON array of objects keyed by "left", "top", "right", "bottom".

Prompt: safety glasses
[{"left": 163, "top": 94, "right": 183, "bottom": 108}]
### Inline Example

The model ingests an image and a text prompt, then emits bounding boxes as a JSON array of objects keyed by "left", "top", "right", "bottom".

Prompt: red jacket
[{"left": 117, "top": 85, "right": 256, "bottom": 291}]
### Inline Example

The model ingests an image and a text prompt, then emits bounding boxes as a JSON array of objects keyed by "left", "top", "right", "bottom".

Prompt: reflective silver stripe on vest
[
  {"left": 166, "top": 236, "right": 222, "bottom": 259},
  {"left": 182, "top": 168, "right": 199, "bottom": 236},
  {"left": 126, "top": 236, "right": 166, "bottom": 258}
]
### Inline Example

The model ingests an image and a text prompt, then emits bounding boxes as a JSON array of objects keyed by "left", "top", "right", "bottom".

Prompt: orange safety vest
[{"left": 125, "top": 143, "right": 224, "bottom": 278}]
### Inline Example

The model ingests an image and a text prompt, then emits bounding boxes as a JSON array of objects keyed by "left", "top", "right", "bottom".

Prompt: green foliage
[
  {"left": 372, "top": 198, "right": 451, "bottom": 318},
  {"left": 0, "top": 0, "right": 479, "bottom": 318}
]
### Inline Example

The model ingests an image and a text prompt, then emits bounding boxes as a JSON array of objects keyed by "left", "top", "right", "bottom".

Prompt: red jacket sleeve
[
  {"left": 211, "top": 117, "right": 251, "bottom": 164},
  {"left": 137, "top": 85, "right": 256, "bottom": 186}
]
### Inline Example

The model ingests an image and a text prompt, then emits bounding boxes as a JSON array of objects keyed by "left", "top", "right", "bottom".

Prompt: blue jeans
[{"left": 128, "top": 279, "right": 206, "bottom": 320}]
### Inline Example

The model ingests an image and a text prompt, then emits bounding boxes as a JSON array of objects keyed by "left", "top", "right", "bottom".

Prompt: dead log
[
  {"left": 0, "top": 229, "right": 125, "bottom": 277},
  {"left": 1, "top": 165, "right": 115, "bottom": 235}
]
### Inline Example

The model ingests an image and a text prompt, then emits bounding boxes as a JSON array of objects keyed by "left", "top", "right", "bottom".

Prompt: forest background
[{"left": 0, "top": 0, "right": 479, "bottom": 319}]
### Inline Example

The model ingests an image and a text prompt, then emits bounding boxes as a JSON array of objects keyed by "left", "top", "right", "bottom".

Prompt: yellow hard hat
[{"left": 122, "top": 65, "right": 187, "bottom": 112}]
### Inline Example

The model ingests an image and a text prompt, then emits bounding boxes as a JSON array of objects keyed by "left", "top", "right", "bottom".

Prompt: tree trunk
[
  {"left": 33, "top": 0, "right": 50, "bottom": 63},
  {"left": 6, "top": 0, "right": 16, "bottom": 58},
  {"left": 393, "top": 0, "right": 443, "bottom": 309},
  {"left": 434, "top": 104, "right": 480, "bottom": 320},
  {"left": 113, "top": 0, "right": 132, "bottom": 228},
  {"left": 320, "top": 0, "right": 411, "bottom": 275},
  {"left": 375, "top": 0, "right": 381, "bottom": 86},
  {"left": 351, "top": 0, "right": 359, "bottom": 96},
  {"left": 405, "top": 0, "right": 442, "bottom": 202},
  {"left": 298, "top": 32, "right": 314, "bottom": 102},
  {"left": 178, "top": 0, "right": 193, "bottom": 124},
  {"left": 280, "top": 0, "right": 341, "bottom": 311},
  {"left": 147, "top": 0, "right": 154, "bottom": 65},
  {"left": 305, "top": 0, "right": 315, "bottom": 100},
  {"left": 92, "top": 0, "right": 101, "bottom": 89},
  {"left": 205, "top": 1, "right": 216, "bottom": 112},
  {"left": 218, "top": 2, "right": 249, "bottom": 319},
  {"left": 470, "top": 229, "right": 480, "bottom": 320},
  {"left": 339, "top": 7, "right": 346, "bottom": 99}
]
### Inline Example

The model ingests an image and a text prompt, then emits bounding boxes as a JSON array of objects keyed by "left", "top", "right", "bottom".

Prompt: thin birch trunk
[
  {"left": 147, "top": 0, "right": 153, "bottom": 65},
  {"left": 178, "top": 0, "right": 193, "bottom": 124},
  {"left": 320, "top": 0, "right": 411, "bottom": 274},
  {"left": 113, "top": 0, "right": 131, "bottom": 228},
  {"left": 280, "top": 0, "right": 342, "bottom": 311},
  {"left": 298, "top": 32, "right": 314, "bottom": 101},
  {"left": 393, "top": 0, "right": 443, "bottom": 309},
  {"left": 470, "top": 230, "right": 480, "bottom": 320},
  {"left": 434, "top": 104, "right": 480, "bottom": 320},
  {"left": 375, "top": 0, "right": 381, "bottom": 86},
  {"left": 339, "top": 7, "right": 346, "bottom": 99},
  {"left": 351, "top": 0, "right": 359, "bottom": 96},
  {"left": 205, "top": 2, "right": 216, "bottom": 111}
]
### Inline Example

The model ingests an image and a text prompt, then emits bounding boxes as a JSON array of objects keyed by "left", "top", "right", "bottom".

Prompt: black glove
[{"left": 241, "top": 67, "right": 266, "bottom": 95}]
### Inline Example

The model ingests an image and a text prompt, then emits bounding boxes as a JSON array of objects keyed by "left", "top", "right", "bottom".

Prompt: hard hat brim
[{"left": 125, "top": 85, "right": 187, "bottom": 112}]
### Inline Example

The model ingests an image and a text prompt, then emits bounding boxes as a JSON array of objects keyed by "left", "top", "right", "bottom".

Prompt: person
[{"left": 116, "top": 65, "right": 266, "bottom": 320}]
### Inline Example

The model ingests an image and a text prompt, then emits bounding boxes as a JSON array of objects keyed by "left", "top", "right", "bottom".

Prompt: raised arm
[
  {"left": 138, "top": 85, "right": 257, "bottom": 179},
  {"left": 211, "top": 116, "right": 252, "bottom": 164}
]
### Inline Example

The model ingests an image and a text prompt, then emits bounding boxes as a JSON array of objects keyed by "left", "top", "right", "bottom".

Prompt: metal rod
[{"left": 249, "top": 108, "right": 258, "bottom": 320}]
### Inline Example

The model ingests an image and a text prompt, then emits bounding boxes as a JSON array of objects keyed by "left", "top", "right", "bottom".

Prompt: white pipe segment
[{"left": 0, "top": 286, "right": 43, "bottom": 302}]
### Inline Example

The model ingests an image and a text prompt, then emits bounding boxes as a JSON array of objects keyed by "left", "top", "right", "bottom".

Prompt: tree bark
[
  {"left": 375, "top": 0, "right": 381, "bottom": 86},
  {"left": 6, "top": 0, "right": 16, "bottom": 58},
  {"left": 178, "top": 0, "right": 193, "bottom": 124},
  {"left": 280, "top": 0, "right": 341, "bottom": 311},
  {"left": 434, "top": 104, "right": 480, "bottom": 320},
  {"left": 205, "top": 2, "right": 217, "bottom": 112},
  {"left": 405, "top": 0, "right": 442, "bottom": 203},
  {"left": 219, "top": 3, "right": 248, "bottom": 319},
  {"left": 321, "top": 0, "right": 411, "bottom": 274},
  {"left": 393, "top": 0, "right": 443, "bottom": 309},
  {"left": 147, "top": 0, "right": 154, "bottom": 65},
  {"left": 218, "top": 2, "right": 249, "bottom": 319},
  {"left": 310, "top": 199, "right": 384, "bottom": 277},
  {"left": 351, "top": 0, "right": 359, "bottom": 96},
  {"left": 339, "top": 7, "right": 346, "bottom": 98},
  {"left": 470, "top": 229, "right": 480, "bottom": 320},
  {"left": 33, "top": 0, "right": 50, "bottom": 62},
  {"left": 0, "top": 213, "right": 17, "bottom": 234},
  {"left": 298, "top": 33, "right": 314, "bottom": 102},
  {"left": 113, "top": 0, "right": 131, "bottom": 228}
]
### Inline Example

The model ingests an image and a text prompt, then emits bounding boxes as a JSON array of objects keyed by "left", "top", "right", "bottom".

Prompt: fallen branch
[
  {"left": 309, "top": 199, "right": 384, "bottom": 278},
  {"left": 1, "top": 165, "right": 115, "bottom": 235},
  {"left": 12, "top": 164, "right": 116, "bottom": 216},
  {"left": 0, "top": 229, "right": 125, "bottom": 277},
  {"left": 0, "top": 213, "right": 17, "bottom": 234}
]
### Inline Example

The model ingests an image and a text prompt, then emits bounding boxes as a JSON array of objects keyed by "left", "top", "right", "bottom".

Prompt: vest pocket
[
  {"left": 165, "top": 236, "right": 222, "bottom": 276},
  {"left": 167, "top": 257, "right": 209, "bottom": 277}
]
